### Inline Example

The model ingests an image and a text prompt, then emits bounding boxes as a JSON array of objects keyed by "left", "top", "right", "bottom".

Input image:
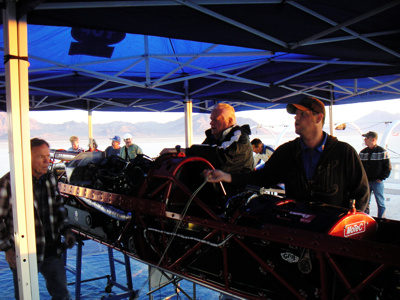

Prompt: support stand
[
  {"left": 148, "top": 266, "right": 197, "bottom": 300},
  {"left": 64, "top": 239, "right": 138, "bottom": 300}
]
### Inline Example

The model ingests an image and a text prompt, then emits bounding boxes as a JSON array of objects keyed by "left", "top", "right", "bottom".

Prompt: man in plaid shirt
[{"left": 0, "top": 138, "right": 75, "bottom": 299}]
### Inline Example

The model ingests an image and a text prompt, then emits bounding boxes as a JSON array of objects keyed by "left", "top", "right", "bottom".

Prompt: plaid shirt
[{"left": 0, "top": 171, "right": 71, "bottom": 263}]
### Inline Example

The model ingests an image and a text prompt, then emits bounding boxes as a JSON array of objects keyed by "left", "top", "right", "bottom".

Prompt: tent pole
[
  {"left": 184, "top": 80, "right": 193, "bottom": 148},
  {"left": 88, "top": 109, "right": 93, "bottom": 148},
  {"left": 329, "top": 101, "right": 334, "bottom": 135},
  {"left": 184, "top": 101, "right": 193, "bottom": 148},
  {"left": 3, "top": 1, "right": 40, "bottom": 299},
  {"left": 329, "top": 86, "right": 334, "bottom": 136}
]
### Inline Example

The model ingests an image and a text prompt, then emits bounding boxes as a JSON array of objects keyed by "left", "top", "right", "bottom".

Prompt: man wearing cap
[
  {"left": 105, "top": 135, "right": 122, "bottom": 156},
  {"left": 120, "top": 133, "right": 143, "bottom": 161},
  {"left": 204, "top": 97, "right": 369, "bottom": 211},
  {"left": 359, "top": 131, "right": 391, "bottom": 218}
]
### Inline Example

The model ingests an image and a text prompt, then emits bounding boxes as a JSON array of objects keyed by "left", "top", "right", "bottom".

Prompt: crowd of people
[
  {"left": 0, "top": 98, "right": 392, "bottom": 298},
  {"left": 67, "top": 133, "right": 143, "bottom": 161},
  {"left": 64, "top": 99, "right": 390, "bottom": 218}
]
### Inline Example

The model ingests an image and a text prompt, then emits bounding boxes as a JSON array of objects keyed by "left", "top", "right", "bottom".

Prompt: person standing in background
[
  {"left": 120, "top": 133, "right": 143, "bottom": 161},
  {"left": 105, "top": 135, "right": 121, "bottom": 156},
  {"left": 359, "top": 131, "right": 391, "bottom": 218},
  {"left": 251, "top": 138, "right": 274, "bottom": 168},
  {"left": 68, "top": 135, "right": 84, "bottom": 152},
  {"left": 87, "top": 138, "right": 99, "bottom": 152}
]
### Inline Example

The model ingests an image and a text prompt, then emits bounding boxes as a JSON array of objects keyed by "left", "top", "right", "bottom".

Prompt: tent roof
[{"left": 1, "top": 0, "right": 400, "bottom": 113}]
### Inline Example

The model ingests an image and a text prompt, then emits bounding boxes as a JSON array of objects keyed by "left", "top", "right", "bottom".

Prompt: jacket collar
[{"left": 205, "top": 124, "right": 237, "bottom": 142}]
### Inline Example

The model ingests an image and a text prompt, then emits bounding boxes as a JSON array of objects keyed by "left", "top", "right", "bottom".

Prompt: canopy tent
[
  {"left": 1, "top": 0, "right": 400, "bottom": 113},
  {"left": 2, "top": 1, "right": 400, "bottom": 299}
]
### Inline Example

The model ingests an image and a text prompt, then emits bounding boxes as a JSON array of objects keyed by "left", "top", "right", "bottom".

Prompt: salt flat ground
[{"left": 371, "top": 182, "right": 400, "bottom": 221}]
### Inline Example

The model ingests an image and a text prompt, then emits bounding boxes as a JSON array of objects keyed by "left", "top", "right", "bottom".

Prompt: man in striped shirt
[{"left": 359, "top": 131, "right": 392, "bottom": 218}]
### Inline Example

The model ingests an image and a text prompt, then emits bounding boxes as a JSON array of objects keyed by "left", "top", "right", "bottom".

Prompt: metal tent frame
[{"left": 2, "top": 1, "right": 400, "bottom": 299}]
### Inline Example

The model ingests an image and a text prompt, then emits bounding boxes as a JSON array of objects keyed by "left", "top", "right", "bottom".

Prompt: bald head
[
  {"left": 213, "top": 103, "right": 236, "bottom": 124},
  {"left": 210, "top": 103, "right": 237, "bottom": 140}
]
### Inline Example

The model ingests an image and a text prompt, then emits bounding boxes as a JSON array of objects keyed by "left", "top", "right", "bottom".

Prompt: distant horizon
[
  {"left": 26, "top": 98, "right": 400, "bottom": 126},
  {"left": 1, "top": 107, "right": 400, "bottom": 144}
]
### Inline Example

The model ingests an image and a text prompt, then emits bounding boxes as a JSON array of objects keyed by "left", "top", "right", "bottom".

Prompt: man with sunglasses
[
  {"left": 205, "top": 97, "right": 369, "bottom": 211},
  {"left": 120, "top": 133, "right": 143, "bottom": 161}
]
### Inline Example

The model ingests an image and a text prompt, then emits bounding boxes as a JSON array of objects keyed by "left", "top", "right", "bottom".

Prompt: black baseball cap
[
  {"left": 362, "top": 131, "right": 378, "bottom": 139},
  {"left": 287, "top": 97, "right": 326, "bottom": 117}
]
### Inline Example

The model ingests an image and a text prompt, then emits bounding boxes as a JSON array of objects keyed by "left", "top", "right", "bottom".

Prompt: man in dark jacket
[
  {"left": 359, "top": 131, "right": 391, "bottom": 218},
  {"left": 205, "top": 97, "right": 369, "bottom": 211},
  {"left": 161, "top": 103, "right": 254, "bottom": 173}
]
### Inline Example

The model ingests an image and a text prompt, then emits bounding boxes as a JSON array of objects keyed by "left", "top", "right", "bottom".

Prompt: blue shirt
[
  {"left": 105, "top": 146, "right": 120, "bottom": 157},
  {"left": 301, "top": 132, "right": 327, "bottom": 180},
  {"left": 253, "top": 144, "right": 274, "bottom": 168}
]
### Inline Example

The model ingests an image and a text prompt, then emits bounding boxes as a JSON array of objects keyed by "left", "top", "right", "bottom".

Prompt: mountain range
[
  {"left": 0, "top": 110, "right": 399, "bottom": 141},
  {"left": 0, "top": 113, "right": 260, "bottom": 141}
]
